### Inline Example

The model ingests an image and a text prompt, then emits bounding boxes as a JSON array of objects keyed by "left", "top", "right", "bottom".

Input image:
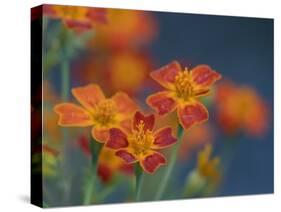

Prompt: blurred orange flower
[
  {"left": 89, "top": 9, "right": 156, "bottom": 50},
  {"left": 97, "top": 146, "right": 133, "bottom": 183},
  {"left": 44, "top": 5, "right": 107, "bottom": 31},
  {"left": 74, "top": 52, "right": 152, "bottom": 95},
  {"left": 179, "top": 124, "right": 214, "bottom": 161},
  {"left": 215, "top": 81, "right": 268, "bottom": 136},
  {"left": 147, "top": 61, "right": 221, "bottom": 130},
  {"left": 106, "top": 111, "right": 177, "bottom": 174},
  {"left": 108, "top": 52, "right": 152, "bottom": 94},
  {"left": 54, "top": 84, "right": 138, "bottom": 143}
]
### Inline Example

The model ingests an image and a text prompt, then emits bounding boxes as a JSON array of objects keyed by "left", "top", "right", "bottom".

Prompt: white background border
[{"left": 0, "top": 0, "right": 279, "bottom": 211}]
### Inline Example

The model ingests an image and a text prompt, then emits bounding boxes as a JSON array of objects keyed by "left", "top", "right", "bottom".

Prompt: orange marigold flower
[
  {"left": 54, "top": 84, "right": 138, "bottom": 143},
  {"left": 215, "top": 81, "right": 268, "bottom": 136},
  {"left": 44, "top": 5, "right": 107, "bottom": 31},
  {"left": 197, "top": 144, "right": 221, "bottom": 185},
  {"left": 106, "top": 111, "right": 177, "bottom": 174},
  {"left": 147, "top": 61, "right": 221, "bottom": 130}
]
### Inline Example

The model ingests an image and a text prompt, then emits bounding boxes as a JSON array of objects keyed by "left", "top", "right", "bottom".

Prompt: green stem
[
  {"left": 154, "top": 125, "right": 184, "bottom": 200},
  {"left": 135, "top": 163, "right": 143, "bottom": 201},
  {"left": 61, "top": 59, "right": 70, "bottom": 101},
  {"left": 83, "top": 140, "right": 102, "bottom": 205},
  {"left": 83, "top": 163, "right": 97, "bottom": 205}
]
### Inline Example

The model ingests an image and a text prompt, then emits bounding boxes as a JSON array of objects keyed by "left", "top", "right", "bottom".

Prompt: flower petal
[
  {"left": 140, "top": 151, "right": 167, "bottom": 174},
  {"left": 72, "top": 84, "right": 105, "bottom": 112},
  {"left": 111, "top": 92, "right": 138, "bottom": 115},
  {"left": 106, "top": 128, "right": 128, "bottom": 149},
  {"left": 146, "top": 91, "right": 177, "bottom": 116},
  {"left": 191, "top": 65, "right": 221, "bottom": 90},
  {"left": 150, "top": 61, "right": 181, "bottom": 89},
  {"left": 133, "top": 111, "right": 155, "bottom": 131},
  {"left": 92, "top": 128, "right": 110, "bottom": 143},
  {"left": 177, "top": 101, "right": 209, "bottom": 129},
  {"left": 54, "top": 103, "right": 93, "bottom": 126},
  {"left": 152, "top": 127, "right": 177, "bottom": 149},
  {"left": 116, "top": 150, "right": 137, "bottom": 164}
]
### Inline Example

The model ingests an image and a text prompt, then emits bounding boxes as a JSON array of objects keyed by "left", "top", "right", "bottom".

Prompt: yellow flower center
[
  {"left": 128, "top": 121, "right": 154, "bottom": 156},
  {"left": 174, "top": 69, "right": 194, "bottom": 101},
  {"left": 92, "top": 100, "right": 117, "bottom": 128}
]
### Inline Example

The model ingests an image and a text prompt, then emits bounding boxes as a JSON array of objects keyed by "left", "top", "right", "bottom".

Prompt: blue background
[{"left": 152, "top": 12, "right": 274, "bottom": 196}]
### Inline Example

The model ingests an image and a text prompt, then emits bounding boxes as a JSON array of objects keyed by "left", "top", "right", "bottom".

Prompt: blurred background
[{"left": 31, "top": 5, "right": 273, "bottom": 207}]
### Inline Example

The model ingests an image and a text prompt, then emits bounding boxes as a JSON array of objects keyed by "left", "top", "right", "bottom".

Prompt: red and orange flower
[
  {"left": 147, "top": 61, "right": 221, "bottom": 130},
  {"left": 44, "top": 5, "right": 107, "bottom": 32},
  {"left": 54, "top": 84, "right": 138, "bottom": 143},
  {"left": 106, "top": 111, "right": 177, "bottom": 174},
  {"left": 215, "top": 81, "right": 268, "bottom": 136}
]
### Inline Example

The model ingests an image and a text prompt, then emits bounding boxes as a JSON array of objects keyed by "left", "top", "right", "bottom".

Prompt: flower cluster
[{"left": 54, "top": 61, "right": 221, "bottom": 174}]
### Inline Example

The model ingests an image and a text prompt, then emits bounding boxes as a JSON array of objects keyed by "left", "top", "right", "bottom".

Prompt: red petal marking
[
  {"left": 106, "top": 128, "right": 128, "bottom": 149},
  {"left": 150, "top": 61, "right": 181, "bottom": 89},
  {"left": 191, "top": 65, "right": 221, "bottom": 88},
  {"left": 87, "top": 8, "right": 107, "bottom": 24},
  {"left": 72, "top": 84, "right": 105, "bottom": 112},
  {"left": 116, "top": 150, "right": 137, "bottom": 163},
  {"left": 146, "top": 91, "right": 177, "bottom": 115},
  {"left": 140, "top": 152, "right": 167, "bottom": 174},
  {"left": 133, "top": 111, "right": 155, "bottom": 131},
  {"left": 177, "top": 102, "right": 209, "bottom": 129},
  {"left": 111, "top": 92, "right": 138, "bottom": 115},
  {"left": 153, "top": 127, "right": 177, "bottom": 149},
  {"left": 91, "top": 128, "right": 110, "bottom": 143},
  {"left": 54, "top": 103, "right": 93, "bottom": 126}
]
